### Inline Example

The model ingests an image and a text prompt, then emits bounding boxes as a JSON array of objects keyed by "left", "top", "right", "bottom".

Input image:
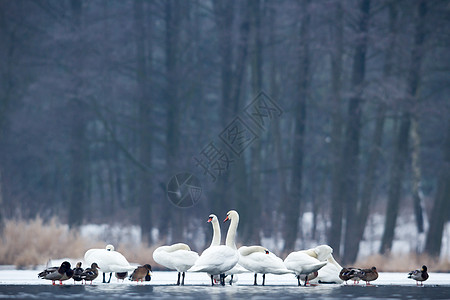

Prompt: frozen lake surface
[{"left": 0, "top": 270, "right": 449, "bottom": 299}]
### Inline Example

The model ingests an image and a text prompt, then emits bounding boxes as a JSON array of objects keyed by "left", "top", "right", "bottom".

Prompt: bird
[
  {"left": 115, "top": 272, "right": 128, "bottom": 282},
  {"left": 238, "top": 246, "right": 292, "bottom": 285},
  {"left": 38, "top": 261, "right": 73, "bottom": 285},
  {"left": 408, "top": 265, "right": 429, "bottom": 286},
  {"left": 339, "top": 267, "right": 362, "bottom": 284},
  {"left": 284, "top": 251, "right": 327, "bottom": 286},
  {"left": 80, "top": 263, "right": 100, "bottom": 284},
  {"left": 301, "top": 245, "right": 343, "bottom": 284},
  {"left": 299, "top": 271, "right": 318, "bottom": 285},
  {"left": 129, "top": 264, "right": 152, "bottom": 282},
  {"left": 188, "top": 210, "right": 240, "bottom": 286},
  {"left": 153, "top": 243, "right": 199, "bottom": 285},
  {"left": 84, "top": 244, "right": 135, "bottom": 283},
  {"left": 72, "top": 262, "right": 84, "bottom": 284},
  {"left": 358, "top": 266, "right": 378, "bottom": 285}
]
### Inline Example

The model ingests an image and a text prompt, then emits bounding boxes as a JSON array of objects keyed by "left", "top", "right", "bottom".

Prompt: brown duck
[
  {"left": 80, "top": 263, "right": 100, "bottom": 284},
  {"left": 115, "top": 272, "right": 128, "bottom": 282},
  {"left": 129, "top": 264, "right": 152, "bottom": 282},
  {"left": 358, "top": 267, "right": 378, "bottom": 285},
  {"left": 408, "top": 265, "right": 429, "bottom": 286}
]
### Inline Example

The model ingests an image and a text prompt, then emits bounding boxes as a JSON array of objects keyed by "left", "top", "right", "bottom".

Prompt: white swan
[
  {"left": 84, "top": 244, "right": 135, "bottom": 283},
  {"left": 284, "top": 250, "right": 327, "bottom": 286},
  {"left": 300, "top": 245, "right": 344, "bottom": 284},
  {"left": 238, "top": 246, "right": 292, "bottom": 285},
  {"left": 206, "top": 213, "right": 249, "bottom": 285},
  {"left": 153, "top": 243, "right": 199, "bottom": 285},
  {"left": 188, "top": 210, "right": 240, "bottom": 286}
]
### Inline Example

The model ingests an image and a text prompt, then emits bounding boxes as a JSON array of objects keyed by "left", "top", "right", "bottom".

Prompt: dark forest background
[{"left": 0, "top": 0, "right": 449, "bottom": 264}]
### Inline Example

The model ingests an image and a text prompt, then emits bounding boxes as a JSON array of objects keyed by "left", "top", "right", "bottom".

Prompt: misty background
[{"left": 0, "top": 0, "right": 449, "bottom": 265}]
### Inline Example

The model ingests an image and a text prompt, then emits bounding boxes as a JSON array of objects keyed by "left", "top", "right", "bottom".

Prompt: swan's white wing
[
  {"left": 284, "top": 252, "right": 327, "bottom": 275},
  {"left": 188, "top": 246, "right": 238, "bottom": 274},
  {"left": 84, "top": 249, "right": 131, "bottom": 273}
]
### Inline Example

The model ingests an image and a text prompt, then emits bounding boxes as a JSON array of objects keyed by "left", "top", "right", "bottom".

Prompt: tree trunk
[
  {"left": 249, "top": 0, "right": 262, "bottom": 245},
  {"left": 283, "top": 0, "right": 310, "bottom": 253},
  {"left": 342, "top": 0, "right": 371, "bottom": 264},
  {"left": 380, "top": 0, "right": 427, "bottom": 255},
  {"left": 164, "top": 0, "right": 182, "bottom": 243},
  {"left": 346, "top": 1, "right": 397, "bottom": 263},
  {"left": 327, "top": 0, "right": 344, "bottom": 258},
  {"left": 424, "top": 122, "right": 450, "bottom": 256},
  {"left": 68, "top": 0, "right": 86, "bottom": 228},
  {"left": 134, "top": 0, "right": 153, "bottom": 243}
]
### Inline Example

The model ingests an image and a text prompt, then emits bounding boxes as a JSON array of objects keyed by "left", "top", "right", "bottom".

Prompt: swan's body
[
  {"left": 84, "top": 244, "right": 134, "bottom": 283},
  {"left": 284, "top": 251, "right": 327, "bottom": 286},
  {"left": 239, "top": 246, "right": 292, "bottom": 285},
  {"left": 300, "top": 245, "right": 343, "bottom": 284},
  {"left": 188, "top": 211, "right": 240, "bottom": 286},
  {"left": 153, "top": 243, "right": 199, "bottom": 285}
]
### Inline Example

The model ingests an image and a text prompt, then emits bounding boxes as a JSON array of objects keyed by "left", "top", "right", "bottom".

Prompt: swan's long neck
[
  {"left": 210, "top": 219, "right": 221, "bottom": 247},
  {"left": 328, "top": 255, "right": 342, "bottom": 269},
  {"left": 225, "top": 214, "right": 239, "bottom": 250}
]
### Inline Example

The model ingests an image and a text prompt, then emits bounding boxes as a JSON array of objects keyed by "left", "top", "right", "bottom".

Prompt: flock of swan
[{"left": 37, "top": 210, "right": 430, "bottom": 286}]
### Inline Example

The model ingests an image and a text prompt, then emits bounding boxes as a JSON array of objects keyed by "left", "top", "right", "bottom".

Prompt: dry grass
[
  {"left": 0, "top": 217, "right": 89, "bottom": 268},
  {"left": 354, "top": 253, "right": 450, "bottom": 272},
  {"left": 0, "top": 217, "right": 161, "bottom": 269}
]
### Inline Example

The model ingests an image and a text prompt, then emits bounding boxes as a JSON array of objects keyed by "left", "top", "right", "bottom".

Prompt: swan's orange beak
[
  {"left": 224, "top": 216, "right": 229, "bottom": 222},
  {"left": 207, "top": 217, "right": 213, "bottom": 223}
]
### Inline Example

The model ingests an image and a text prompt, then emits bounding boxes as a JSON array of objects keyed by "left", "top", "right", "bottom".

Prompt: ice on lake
[{"left": 0, "top": 270, "right": 449, "bottom": 299}]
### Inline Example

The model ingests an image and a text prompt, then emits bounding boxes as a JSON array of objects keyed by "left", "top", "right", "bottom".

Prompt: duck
[
  {"left": 284, "top": 251, "right": 327, "bottom": 286},
  {"left": 301, "top": 245, "right": 343, "bottom": 284},
  {"left": 80, "top": 263, "right": 100, "bottom": 284},
  {"left": 358, "top": 266, "right": 378, "bottom": 285},
  {"left": 238, "top": 246, "right": 292, "bottom": 285},
  {"left": 115, "top": 272, "right": 128, "bottom": 282},
  {"left": 408, "top": 265, "right": 429, "bottom": 286},
  {"left": 153, "top": 243, "right": 199, "bottom": 285},
  {"left": 38, "top": 261, "right": 73, "bottom": 285},
  {"left": 188, "top": 210, "right": 240, "bottom": 286},
  {"left": 129, "top": 264, "right": 152, "bottom": 282},
  {"left": 339, "top": 267, "right": 362, "bottom": 284},
  {"left": 84, "top": 244, "right": 135, "bottom": 283},
  {"left": 299, "top": 271, "right": 318, "bottom": 285},
  {"left": 72, "top": 262, "right": 84, "bottom": 283}
]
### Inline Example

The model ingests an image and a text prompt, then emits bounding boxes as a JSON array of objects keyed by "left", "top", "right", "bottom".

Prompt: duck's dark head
[
  {"left": 61, "top": 261, "right": 71, "bottom": 269},
  {"left": 91, "top": 263, "right": 100, "bottom": 269},
  {"left": 422, "top": 265, "right": 427, "bottom": 272},
  {"left": 144, "top": 264, "right": 152, "bottom": 271},
  {"left": 371, "top": 267, "right": 377, "bottom": 271},
  {"left": 76, "top": 262, "right": 82, "bottom": 268}
]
